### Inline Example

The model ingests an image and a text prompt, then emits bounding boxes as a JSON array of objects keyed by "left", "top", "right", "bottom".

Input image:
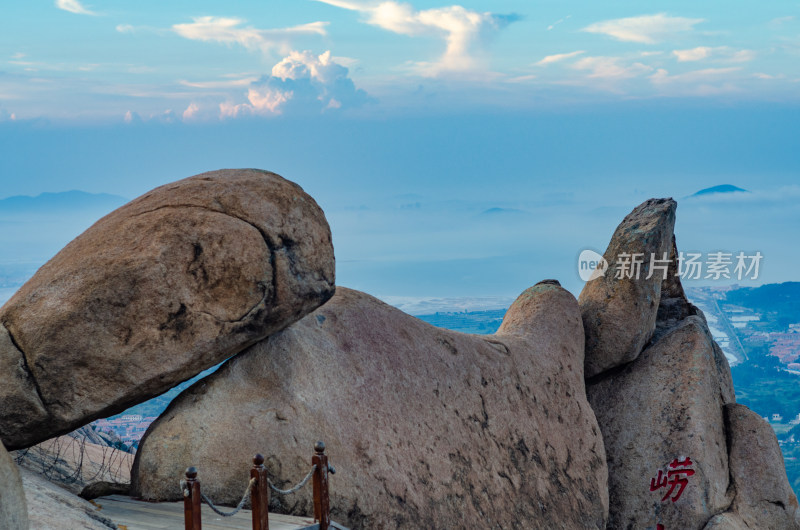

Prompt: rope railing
[
  {"left": 180, "top": 441, "right": 347, "bottom": 530},
  {"left": 267, "top": 464, "right": 316, "bottom": 495}
]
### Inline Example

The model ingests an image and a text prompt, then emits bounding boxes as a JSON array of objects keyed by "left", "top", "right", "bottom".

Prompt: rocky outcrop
[
  {"left": 132, "top": 284, "right": 609, "bottom": 529},
  {"left": 588, "top": 316, "right": 733, "bottom": 529},
  {"left": 0, "top": 440, "right": 27, "bottom": 530},
  {"left": 583, "top": 198, "right": 797, "bottom": 529},
  {"left": 22, "top": 467, "right": 117, "bottom": 529},
  {"left": 579, "top": 198, "right": 676, "bottom": 378},
  {"left": 0, "top": 169, "right": 335, "bottom": 450},
  {"left": 714, "top": 404, "right": 800, "bottom": 528}
]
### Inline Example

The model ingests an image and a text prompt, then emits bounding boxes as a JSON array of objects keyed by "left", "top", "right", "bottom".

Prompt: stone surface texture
[
  {"left": 579, "top": 198, "right": 676, "bottom": 378},
  {"left": 132, "top": 284, "right": 609, "bottom": 529},
  {"left": 0, "top": 440, "right": 27, "bottom": 530},
  {"left": 0, "top": 169, "right": 335, "bottom": 450}
]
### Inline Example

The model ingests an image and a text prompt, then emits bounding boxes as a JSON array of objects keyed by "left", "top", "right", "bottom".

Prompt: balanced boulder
[
  {"left": 0, "top": 169, "right": 335, "bottom": 449},
  {"left": 579, "top": 198, "right": 676, "bottom": 378},
  {"left": 582, "top": 197, "right": 797, "bottom": 529},
  {"left": 132, "top": 284, "right": 609, "bottom": 529}
]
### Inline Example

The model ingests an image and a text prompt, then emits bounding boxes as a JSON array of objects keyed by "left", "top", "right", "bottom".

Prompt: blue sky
[
  {"left": 1, "top": 1, "right": 799, "bottom": 301},
  {"left": 2, "top": 0, "right": 800, "bottom": 119}
]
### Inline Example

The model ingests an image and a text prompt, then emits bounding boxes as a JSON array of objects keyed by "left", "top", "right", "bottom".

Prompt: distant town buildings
[{"left": 92, "top": 415, "right": 157, "bottom": 446}]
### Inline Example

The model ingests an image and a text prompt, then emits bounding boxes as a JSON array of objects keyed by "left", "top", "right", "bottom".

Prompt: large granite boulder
[
  {"left": 0, "top": 440, "right": 27, "bottom": 530},
  {"left": 0, "top": 169, "right": 335, "bottom": 450},
  {"left": 132, "top": 284, "right": 609, "bottom": 529},
  {"left": 583, "top": 199, "right": 736, "bottom": 528},
  {"left": 714, "top": 404, "right": 800, "bottom": 529},
  {"left": 580, "top": 198, "right": 676, "bottom": 378},
  {"left": 583, "top": 197, "right": 797, "bottom": 529},
  {"left": 587, "top": 315, "right": 734, "bottom": 529}
]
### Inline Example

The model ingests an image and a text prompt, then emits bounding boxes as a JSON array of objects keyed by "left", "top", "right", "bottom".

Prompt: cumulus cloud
[
  {"left": 173, "top": 17, "right": 328, "bottom": 55},
  {"left": 535, "top": 50, "right": 585, "bottom": 66},
  {"left": 220, "top": 50, "right": 369, "bottom": 118},
  {"left": 182, "top": 102, "right": 200, "bottom": 121},
  {"left": 314, "top": 0, "right": 519, "bottom": 74},
  {"left": 582, "top": 13, "right": 703, "bottom": 44},
  {"left": 673, "top": 46, "right": 755, "bottom": 63},
  {"left": 55, "top": 0, "right": 96, "bottom": 16}
]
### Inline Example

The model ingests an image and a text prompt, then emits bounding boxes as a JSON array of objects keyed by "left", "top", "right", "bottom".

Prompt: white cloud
[
  {"left": 220, "top": 50, "right": 369, "bottom": 118},
  {"left": 535, "top": 50, "right": 584, "bottom": 66},
  {"left": 220, "top": 88, "right": 292, "bottom": 118},
  {"left": 572, "top": 56, "right": 652, "bottom": 79},
  {"left": 673, "top": 46, "right": 755, "bottom": 63},
  {"left": 182, "top": 102, "right": 200, "bottom": 121},
  {"left": 173, "top": 17, "right": 328, "bottom": 55},
  {"left": 123, "top": 110, "right": 141, "bottom": 124},
  {"left": 582, "top": 13, "right": 703, "bottom": 44},
  {"left": 116, "top": 24, "right": 135, "bottom": 34},
  {"left": 55, "top": 0, "right": 96, "bottom": 16},
  {"left": 673, "top": 46, "right": 712, "bottom": 62},
  {"left": 650, "top": 67, "right": 742, "bottom": 95},
  {"left": 753, "top": 72, "right": 784, "bottom": 80},
  {"left": 730, "top": 50, "right": 756, "bottom": 63},
  {"left": 314, "top": 0, "right": 519, "bottom": 75}
]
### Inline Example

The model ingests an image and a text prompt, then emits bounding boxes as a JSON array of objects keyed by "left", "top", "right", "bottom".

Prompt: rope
[
  {"left": 268, "top": 464, "right": 317, "bottom": 495},
  {"left": 179, "top": 477, "right": 256, "bottom": 518}
]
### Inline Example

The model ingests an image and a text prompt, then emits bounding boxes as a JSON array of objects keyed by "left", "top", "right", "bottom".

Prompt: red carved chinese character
[
  {"left": 650, "top": 457, "right": 695, "bottom": 503},
  {"left": 657, "top": 525, "right": 665, "bottom": 530},
  {"left": 650, "top": 470, "right": 667, "bottom": 491}
]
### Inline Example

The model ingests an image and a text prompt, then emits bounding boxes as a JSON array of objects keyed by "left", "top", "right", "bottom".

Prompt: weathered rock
[
  {"left": 132, "top": 284, "right": 609, "bottom": 529},
  {"left": 0, "top": 169, "right": 335, "bottom": 450},
  {"left": 22, "top": 467, "right": 117, "bottom": 529},
  {"left": 80, "top": 481, "right": 131, "bottom": 500},
  {"left": 587, "top": 316, "right": 733, "bottom": 530},
  {"left": 0, "top": 440, "right": 27, "bottom": 530},
  {"left": 720, "top": 403, "right": 800, "bottom": 529},
  {"left": 703, "top": 512, "right": 749, "bottom": 530},
  {"left": 580, "top": 198, "right": 676, "bottom": 378}
]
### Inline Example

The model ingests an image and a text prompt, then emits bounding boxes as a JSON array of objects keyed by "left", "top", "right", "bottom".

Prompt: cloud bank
[{"left": 315, "top": 0, "right": 519, "bottom": 74}]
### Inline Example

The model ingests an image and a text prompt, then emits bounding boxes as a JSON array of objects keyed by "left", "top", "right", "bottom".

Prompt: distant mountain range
[
  {"left": 0, "top": 190, "right": 127, "bottom": 214},
  {"left": 691, "top": 184, "right": 748, "bottom": 197}
]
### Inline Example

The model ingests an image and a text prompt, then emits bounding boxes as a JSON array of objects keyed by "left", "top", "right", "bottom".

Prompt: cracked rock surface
[
  {"left": 131, "top": 284, "right": 609, "bottom": 529},
  {"left": 0, "top": 169, "right": 334, "bottom": 450}
]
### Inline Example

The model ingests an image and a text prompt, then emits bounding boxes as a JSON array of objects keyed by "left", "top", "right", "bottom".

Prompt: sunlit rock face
[
  {"left": 0, "top": 169, "right": 335, "bottom": 450},
  {"left": 132, "top": 284, "right": 609, "bottom": 529}
]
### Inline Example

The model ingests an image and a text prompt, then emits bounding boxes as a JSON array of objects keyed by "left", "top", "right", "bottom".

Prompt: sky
[{"left": 1, "top": 1, "right": 799, "bottom": 304}]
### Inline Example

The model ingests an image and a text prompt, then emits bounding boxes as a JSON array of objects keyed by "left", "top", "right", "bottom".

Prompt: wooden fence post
[
  {"left": 184, "top": 466, "right": 202, "bottom": 530},
  {"left": 251, "top": 454, "right": 269, "bottom": 530},
  {"left": 312, "top": 441, "right": 331, "bottom": 530}
]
